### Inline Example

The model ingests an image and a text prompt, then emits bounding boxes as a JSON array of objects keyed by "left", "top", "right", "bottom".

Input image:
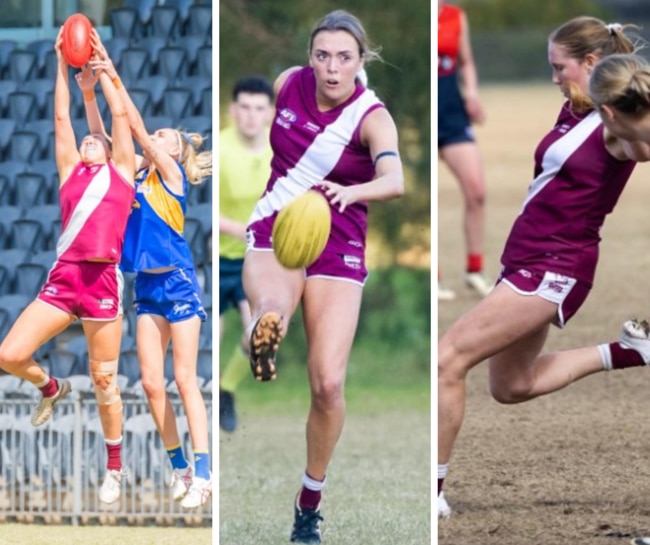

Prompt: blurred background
[
  {"left": 219, "top": 0, "right": 431, "bottom": 396},
  {"left": 456, "top": 0, "right": 650, "bottom": 82}
]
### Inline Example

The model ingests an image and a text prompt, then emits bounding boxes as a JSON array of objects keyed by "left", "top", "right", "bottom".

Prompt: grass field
[
  {"left": 0, "top": 525, "right": 211, "bottom": 545},
  {"left": 439, "top": 83, "right": 650, "bottom": 545},
  {"left": 219, "top": 363, "right": 431, "bottom": 545}
]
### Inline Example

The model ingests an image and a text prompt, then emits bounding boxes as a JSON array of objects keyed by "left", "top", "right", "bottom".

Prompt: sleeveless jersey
[
  {"left": 248, "top": 66, "right": 384, "bottom": 254},
  {"left": 219, "top": 124, "right": 272, "bottom": 260},
  {"left": 501, "top": 103, "right": 636, "bottom": 287},
  {"left": 438, "top": 3, "right": 471, "bottom": 145},
  {"left": 438, "top": 4, "right": 462, "bottom": 77},
  {"left": 121, "top": 164, "right": 195, "bottom": 273},
  {"left": 57, "top": 161, "right": 134, "bottom": 262}
]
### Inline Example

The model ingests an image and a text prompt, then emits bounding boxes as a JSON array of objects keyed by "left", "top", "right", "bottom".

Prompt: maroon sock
[
  {"left": 298, "top": 486, "right": 322, "bottom": 510},
  {"left": 39, "top": 377, "right": 59, "bottom": 398},
  {"left": 438, "top": 478, "right": 444, "bottom": 495},
  {"left": 106, "top": 441, "right": 122, "bottom": 471},
  {"left": 610, "top": 342, "right": 647, "bottom": 369}
]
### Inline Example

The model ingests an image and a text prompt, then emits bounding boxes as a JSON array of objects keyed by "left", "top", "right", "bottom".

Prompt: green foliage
[
  {"left": 219, "top": 266, "right": 431, "bottom": 388},
  {"left": 457, "top": 0, "right": 612, "bottom": 30},
  {"left": 220, "top": 0, "right": 431, "bottom": 254}
]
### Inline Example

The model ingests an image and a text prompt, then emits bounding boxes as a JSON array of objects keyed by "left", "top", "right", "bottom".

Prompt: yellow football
[{"left": 272, "top": 190, "right": 332, "bottom": 269}]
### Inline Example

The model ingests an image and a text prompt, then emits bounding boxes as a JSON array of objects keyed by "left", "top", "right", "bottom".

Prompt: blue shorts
[
  {"left": 219, "top": 257, "right": 245, "bottom": 316},
  {"left": 133, "top": 268, "right": 206, "bottom": 323}
]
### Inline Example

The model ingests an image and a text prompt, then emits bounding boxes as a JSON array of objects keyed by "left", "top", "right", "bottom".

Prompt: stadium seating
[
  {"left": 187, "top": 4, "right": 212, "bottom": 39},
  {"left": 8, "top": 50, "right": 38, "bottom": 83},
  {"left": 119, "top": 47, "right": 152, "bottom": 87},
  {"left": 151, "top": 6, "right": 182, "bottom": 40},
  {"left": 161, "top": 87, "right": 193, "bottom": 122},
  {"left": 25, "top": 121, "right": 55, "bottom": 160},
  {"left": 7, "top": 91, "right": 38, "bottom": 126},
  {"left": 157, "top": 46, "right": 188, "bottom": 83},
  {"left": 25, "top": 39, "right": 54, "bottom": 76},
  {"left": 0, "top": 40, "right": 17, "bottom": 78},
  {"left": 109, "top": 7, "right": 142, "bottom": 40},
  {"left": 135, "top": 36, "right": 167, "bottom": 70},
  {"left": 14, "top": 172, "right": 49, "bottom": 209},
  {"left": 10, "top": 219, "right": 44, "bottom": 253},
  {"left": 0, "top": 267, "right": 11, "bottom": 296},
  {"left": 124, "top": 0, "right": 156, "bottom": 25},
  {"left": 0, "top": 2, "right": 213, "bottom": 374},
  {"left": 7, "top": 131, "right": 41, "bottom": 163}
]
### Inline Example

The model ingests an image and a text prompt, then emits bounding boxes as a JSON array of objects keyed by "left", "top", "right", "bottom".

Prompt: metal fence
[{"left": 0, "top": 385, "right": 212, "bottom": 526}]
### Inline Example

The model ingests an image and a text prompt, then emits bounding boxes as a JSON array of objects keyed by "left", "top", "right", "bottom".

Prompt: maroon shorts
[
  {"left": 498, "top": 266, "right": 591, "bottom": 328},
  {"left": 37, "top": 260, "right": 123, "bottom": 320},
  {"left": 246, "top": 220, "right": 368, "bottom": 286}
]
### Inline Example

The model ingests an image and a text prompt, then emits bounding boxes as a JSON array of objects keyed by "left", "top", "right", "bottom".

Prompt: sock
[
  {"left": 299, "top": 472, "right": 326, "bottom": 510},
  {"left": 598, "top": 342, "right": 647, "bottom": 370},
  {"left": 37, "top": 375, "right": 58, "bottom": 398},
  {"left": 220, "top": 345, "right": 250, "bottom": 393},
  {"left": 599, "top": 342, "right": 648, "bottom": 370},
  {"left": 166, "top": 443, "right": 189, "bottom": 470},
  {"left": 193, "top": 449, "right": 210, "bottom": 480},
  {"left": 438, "top": 464, "right": 448, "bottom": 495},
  {"left": 106, "top": 437, "right": 122, "bottom": 471},
  {"left": 466, "top": 254, "right": 483, "bottom": 273}
]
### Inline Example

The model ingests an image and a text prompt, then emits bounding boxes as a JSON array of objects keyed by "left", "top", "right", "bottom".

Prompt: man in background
[{"left": 219, "top": 75, "right": 274, "bottom": 431}]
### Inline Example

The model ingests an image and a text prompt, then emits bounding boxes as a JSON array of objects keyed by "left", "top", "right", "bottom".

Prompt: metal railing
[{"left": 0, "top": 388, "right": 212, "bottom": 526}]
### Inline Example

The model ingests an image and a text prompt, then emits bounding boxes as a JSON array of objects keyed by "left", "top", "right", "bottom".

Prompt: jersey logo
[
  {"left": 276, "top": 108, "right": 297, "bottom": 129},
  {"left": 342, "top": 255, "right": 361, "bottom": 270}
]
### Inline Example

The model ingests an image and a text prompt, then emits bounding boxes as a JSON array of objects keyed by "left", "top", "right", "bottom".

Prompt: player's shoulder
[{"left": 274, "top": 66, "right": 303, "bottom": 96}]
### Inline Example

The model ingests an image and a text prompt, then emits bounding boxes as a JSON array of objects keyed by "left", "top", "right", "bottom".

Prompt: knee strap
[{"left": 89, "top": 359, "right": 121, "bottom": 406}]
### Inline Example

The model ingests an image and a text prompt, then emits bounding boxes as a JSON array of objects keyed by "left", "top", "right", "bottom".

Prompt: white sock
[
  {"left": 597, "top": 343, "right": 612, "bottom": 370},
  {"left": 302, "top": 472, "right": 326, "bottom": 491},
  {"left": 34, "top": 374, "right": 50, "bottom": 388}
]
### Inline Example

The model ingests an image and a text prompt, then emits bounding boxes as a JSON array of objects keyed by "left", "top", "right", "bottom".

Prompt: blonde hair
[
  {"left": 549, "top": 16, "right": 640, "bottom": 113},
  {"left": 176, "top": 130, "right": 212, "bottom": 186},
  {"left": 309, "top": 10, "right": 382, "bottom": 63},
  {"left": 590, "top": 53, "right": 650, "bottom": 116}
]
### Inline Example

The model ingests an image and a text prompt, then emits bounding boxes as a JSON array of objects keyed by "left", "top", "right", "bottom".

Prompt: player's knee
[
  {"left": 489, "top": 378, "right": 528, "bottom": 405},
  {"left": 0, "top": 342, "right": 31, "bottom": 371},
  {"left": 438, "top": 338, "right": 467, "bottom": 387},
  {"left": 89, "top": 359, "right": 121, "bottom": 405},
  {"left": 309, "top": 373, "right": 344, "bottom": 411}
]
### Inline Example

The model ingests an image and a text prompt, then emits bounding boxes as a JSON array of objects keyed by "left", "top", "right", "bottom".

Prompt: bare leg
[
  {"left": 138, "top": 314, "right": 180, "bottom": 446},
  {"left": 440, "top": 142, "right": 486, "bottom": 258},
  {"left": 0, "top": 301, "right": 74, "bottom": 383},
  {"left": 438, "top": 284, "right": 557, "bottom": 466},
  {"left": 302, "top": 279, "right": 362, "bottom": 480}
]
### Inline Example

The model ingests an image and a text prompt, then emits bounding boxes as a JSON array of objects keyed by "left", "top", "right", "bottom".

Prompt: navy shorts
[
  {"left": 219, "top": 257, "right": 246, "bottom": 316},
  {"left": 134, "top": 268, "right": 206, "bottom": 323},
  {"left": 438, "top": 112, "right": 475, "bottom": 149}
]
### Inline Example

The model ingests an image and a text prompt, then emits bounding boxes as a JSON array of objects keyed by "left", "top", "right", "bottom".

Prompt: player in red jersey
[
  {"left": 438, "top": 0, "right": 490, "bottom": 299},
  {"left": 0, "top": 28, "right": 135, "bottom": 505}
]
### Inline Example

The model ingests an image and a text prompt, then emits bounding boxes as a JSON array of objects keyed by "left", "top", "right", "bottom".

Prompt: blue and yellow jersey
[{"left": 121, "top": 164, "right": 195, "bottom": 273}]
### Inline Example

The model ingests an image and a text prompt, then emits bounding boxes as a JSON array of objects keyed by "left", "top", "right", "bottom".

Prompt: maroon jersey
[
  {"left": 501, "top": 103, "right": 636, "bottom": 287},
  {"left": 57, "top": 162, "right": 134, "bottom": 262}
]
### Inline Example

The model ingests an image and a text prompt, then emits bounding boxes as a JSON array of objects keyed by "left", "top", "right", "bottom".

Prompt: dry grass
[{"left": 438, "top": 83, "right": 650, "bottom": 545}]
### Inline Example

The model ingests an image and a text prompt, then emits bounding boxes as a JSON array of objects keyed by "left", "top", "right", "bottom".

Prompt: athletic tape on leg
[{"left": 90, "top": 359, "right": 121, "bottom": 405}]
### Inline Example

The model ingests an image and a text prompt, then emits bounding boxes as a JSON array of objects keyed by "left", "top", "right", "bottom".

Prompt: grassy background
[
  {"left": 0, "top": 525, "right": 211, "bottom": 545},
  {"left": 218, "top": 266, "right": 431, "bottom": 544}
]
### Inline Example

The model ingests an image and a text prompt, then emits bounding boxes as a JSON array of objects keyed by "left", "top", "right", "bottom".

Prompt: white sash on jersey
[
  {"left": 520, "top": 110, "right": 601, "bottom": 214},
  {"left": 249, "top": 89, "right": 381, "bottom": 223},
  {"left": 57, "top": 164, "right": 112, "bottom": 257}
]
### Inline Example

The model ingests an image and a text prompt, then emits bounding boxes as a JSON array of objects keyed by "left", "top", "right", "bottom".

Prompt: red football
[{"left": 61, "top": 13, "right": 93, "bottom": 68}]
